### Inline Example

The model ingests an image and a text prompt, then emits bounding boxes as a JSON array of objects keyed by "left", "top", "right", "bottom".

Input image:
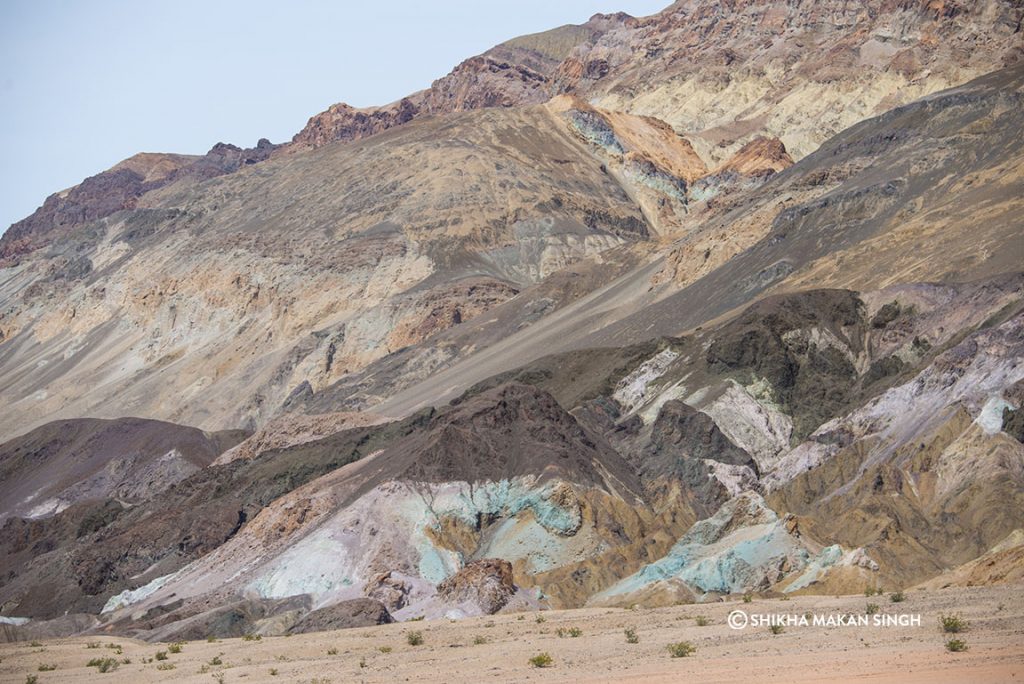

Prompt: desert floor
[{"left": 2, "top": 584, "right": 1021, "bottom": 683}]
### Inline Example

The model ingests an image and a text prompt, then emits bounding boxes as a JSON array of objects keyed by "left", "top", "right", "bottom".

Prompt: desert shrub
[
  {"left": 86, "top": 642, "right": 101, "bottom": 649},
  {"left": 529, "top": 652, "right": 553, "bottom": 668},
  {"left": 26, "top": 676, "right": 39, "bottom": 684},
  {"left": 168, "top": 641, "right": 184, "bottom": 654},
  {"left": 624, "top": 628, "right": 639, "bottom": 644},
  {"left": 156, "top": 663, "right": 175, "bottom": 670},
  {"left": 889, "top": 591, "right": 905, "bottom": 603},
  {"left": 695, "top": 615, "right": 710, "bottom": 626},
  {"left": 743, "top": 594, "right": 753, "bottom": 603},
  {"left": 326, "top": 647, "right": 338, "bottom": 655},
  {"left": 209, "top": 655, "right": 223, "bottom": 665},
  {"left": 155, "top": 651, "right": 168, "bottom": 661},
  {"left": 87, "top": 657, "right": 120, "bottom": 673},
  {"left": 207, "top": 636, "right": 218, "bottom": 643},
  {"left": 667, "top": 641, "right": 696, "bottom": 658},
  {"left": 535, "top": 615, "right": 546, "bottom": 624},
  {"left": 37, "top": 664, "right": 56, "bottom": 671},
  {"left": 473, "top": 635, "right": 488, "bottom": 645},
  {"left": 945, "top": 638, "right": 968, "bottom": 652},
  {"left": 769, "top": 624, "right": 784, "bottom": 635},
  {"left": 866, "top": 603, "right": 879, "bottom": 615},
  {"left": 269, "top": 669, "right": 278, "bottom": 676},
  {"left": 939, "top": 614, "right": 969, "bottom": 633},
  {"left": 378, "top": 646, "right": 392, "bottom": 653},
  {"left": 243, "top": 633, "right": 262, "bottom": 641},
  {"left": 407, "top": 631, "right": 424, "bottom": 646}
]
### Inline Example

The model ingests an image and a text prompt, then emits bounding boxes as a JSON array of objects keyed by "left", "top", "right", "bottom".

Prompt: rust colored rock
[{"left": 437, "top": 558, "right": 516, "bottom": 615}]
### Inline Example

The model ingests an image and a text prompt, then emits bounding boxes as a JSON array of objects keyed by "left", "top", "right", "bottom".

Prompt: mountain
[
  {"left": 1, "top": 0, "right": 1023, "bottom": 645},
  {"left": 293, "top": 0, "right": 1022, "bottom": 165}
]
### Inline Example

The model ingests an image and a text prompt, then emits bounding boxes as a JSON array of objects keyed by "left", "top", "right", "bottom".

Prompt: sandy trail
[{"left": 1, "top": 584, "right": 1020, "bottom": 683}]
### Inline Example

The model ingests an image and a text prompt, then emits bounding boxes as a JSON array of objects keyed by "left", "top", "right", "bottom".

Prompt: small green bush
[
  {"left": 326, "top": 647, "right": 338, "bottom": 655},
  {"left": 243, "top": 633, "right": 262, "bottom": 641},
  {"left": 667, "top": 641, "right": 696, "bottom": 658},
  {"left": 529, "top": 652, "right": 553, "bottom": 668},
  {"left": 866, "top": 603, "right": 880, "bottom": 615},
  {"left": 269, "top": 668, "right": 278, "bottom": 676},
  {"left": 742, "top": 594, "right": 753, "bottom": 603},
  {"left": 156, "top": 662, "right": 175, "bottom": 670},
  {"left": 86, "top": 642, "right": 101, "bottom": 649},
  {"left": 37, "top": 664, "right": 56, "bottom": 671},
  {"left": 168, "top": 641, "right": 183, "bottom": 654},
  {"left": 624, "top": 627, "right": 639, "bottom": 644},
  {"left": 535, "top": 615, "right": 546, "bottom": 624},
  {"left": 473, "top": 635, "right": 488, "bottom": 645},
  {"left": 406, "top": 631, "right": 424, "bottom": 646},
  {"left": 939, "top": 614, "right": 969, "bottom": 633},
  {"left": 889, "top": 591, "right": 905, "bottom": 603},
  {"left": 86, "top": 657, "right": 119, "bottom": 673},
  {"left": 946, "top": 638, "right": 968, "bottom": 653},
  {"left": 378, "top": 646, "right": 392, "bottom": 653},
  {"left": 769, "top": 624, "right": 784, "bottom": 635},
  {"left": 25, "top": 676, "right": 39, "bottom": 684},
  {"left": 209, "top": 655, "right": 223, "bottom": 665},
  {"left": 695, "top": 615, "right": 710, "bottom": 626},
  {"left": 155, "top": 651, "right": 168, "bottom": 661}
]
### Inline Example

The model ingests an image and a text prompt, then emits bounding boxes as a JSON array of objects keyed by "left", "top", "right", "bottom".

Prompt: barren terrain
[{"left": 1, "top": 584, "right": 1020, "bottom": 683}]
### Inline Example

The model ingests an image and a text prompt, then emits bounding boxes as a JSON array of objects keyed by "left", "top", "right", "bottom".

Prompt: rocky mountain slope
[
  {"left": 0, "top": 0, "right": 1022, "bottom": 644},
  {"left": 294, "top": 0, "right": 1022, "bottom": 165},
  {"left": 304, "top": 62, "right": 1024, "bottom": 421}
]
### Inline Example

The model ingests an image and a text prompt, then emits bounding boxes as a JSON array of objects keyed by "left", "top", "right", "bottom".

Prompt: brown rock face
[
  {"left": 437, "top": 558, "right": 516, "bottom": 614},
  {"left": 290, "top": 13, "right": 636, "bottom": 151},
  {"left": 717, "top": 136, "right": 794, "bottom": 177},
  {"left": 291, "top": 57, "right": 551, "bottom": 150},
  {"left": 290, "top": 98, "right": 421, "bottom": 148},
  {"left": 0, "top": 140, "right": 279, "bottom": 264}
]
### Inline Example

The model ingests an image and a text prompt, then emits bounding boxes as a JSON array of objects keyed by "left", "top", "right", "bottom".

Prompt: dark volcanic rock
[
  {"left": 288, "top": 598, "right": 394, "bottom": 634},
  {"left": 0, "top": 415, "right": 424, "bottom": 619},
  {"left": 706, "top": 290, "right": 866, "bottom": 439},
  {"left": 639, "top": 400, "right": 758, "bottom": 514},
  {"left": 0, "top": 417, "right": 249, "bottom": 524},
  {"left": 381, "top": 383, "right": 641, "bottom": 495},
  {"left": 644, "top": 400, "right": 756, "bottom": 475}
]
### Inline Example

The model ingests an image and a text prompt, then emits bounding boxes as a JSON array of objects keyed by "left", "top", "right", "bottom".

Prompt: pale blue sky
[{"left": 0, "top": 0, "right": 669, "bottom": 235}]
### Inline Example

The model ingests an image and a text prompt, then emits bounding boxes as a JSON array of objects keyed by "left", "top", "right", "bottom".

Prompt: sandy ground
[{"left": 1, "top": 584, "right": 1021, "bottom": 683}]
